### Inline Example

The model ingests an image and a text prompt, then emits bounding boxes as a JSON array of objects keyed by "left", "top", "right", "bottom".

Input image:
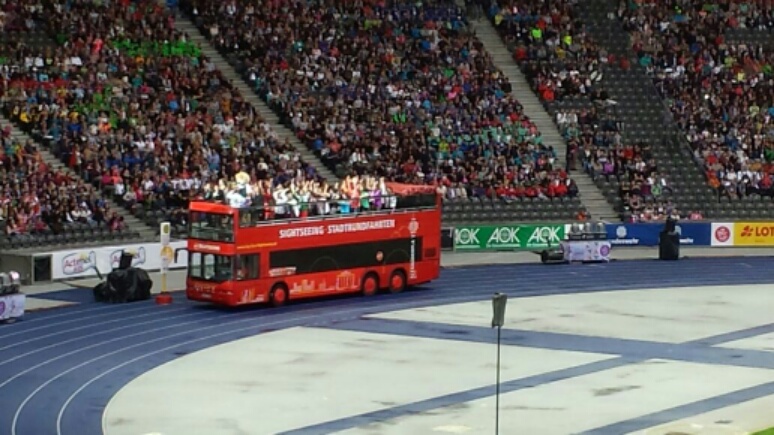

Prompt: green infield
[{"left": 753, "top": 428, "right": 774, "bottom": 435}]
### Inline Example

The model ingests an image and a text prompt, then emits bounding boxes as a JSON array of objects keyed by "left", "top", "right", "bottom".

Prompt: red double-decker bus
[{"left": 181, "top": 184, "right": 441, "bottom": 306}]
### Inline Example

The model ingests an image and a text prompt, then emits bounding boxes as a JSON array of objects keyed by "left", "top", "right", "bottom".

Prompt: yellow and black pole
[{"left": 156, "top": 222, "right": 174, "bottom": 305}]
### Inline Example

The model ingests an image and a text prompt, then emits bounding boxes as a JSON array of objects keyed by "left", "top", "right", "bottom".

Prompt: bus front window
[
  {"left": 189, "top": 212, "right": 234, "bottom": 242},
  {"left": 189, "top": 252, "right": 233, "bottom": 282}
]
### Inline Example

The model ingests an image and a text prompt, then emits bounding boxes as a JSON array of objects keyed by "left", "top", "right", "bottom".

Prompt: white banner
[
  {"left": 711, "top": 222, "right": 734, "bottom": 247},
  {"left": 561, "top": 240, "right": 612, "bottom": 262},
  {"left": 49, "top": 240, "right": 188, "bottom": 280},
  {"left": 0, "top": 293, "right": 25, "bottom": 321}
]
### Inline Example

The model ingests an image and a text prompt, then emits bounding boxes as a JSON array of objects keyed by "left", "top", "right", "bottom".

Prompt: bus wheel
[
  {"left": 270, "top": 284, "right": 288, "bottom": 308},
  {"left": 361, "top": 273, "right": 379, "bottom": 297},
  {"left": 388, "top": 270, "right": 406, "bottom": 294}
]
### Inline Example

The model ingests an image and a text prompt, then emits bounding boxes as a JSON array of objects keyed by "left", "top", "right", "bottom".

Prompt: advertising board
[
  {"left": 710, "top": 222, "right": 734, "bottom": 247},
  {"left": 605, "top": 223, "right": 711, "bottom": 247},
  {"left": 732, "top": 222, "right": 774, "bottom": 247},
  {"left": 50, "top": 241, "right": 188, "bottom": 280},
  {"left": 454, "top": 224, "right": 566, "bottom": 251}
]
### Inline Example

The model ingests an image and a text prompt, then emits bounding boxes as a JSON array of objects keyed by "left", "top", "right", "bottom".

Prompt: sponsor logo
[
  {"left": 269, "top": 267, "right": 297, "bottom": 277},
  {"left": 740, "top": 224, "right": 774, "bottom": 238},
  {"left": 599, "top": 244, "right": 610, "bottom": 257},
  {"left": 109, "top": 247, "right": 147, "bottom": 269},
  {"left": 0, "top": 301, "right": 5, "bottom": 317},
  {"left": 526, "top": 226, "right": 562, "bottom": 246},
  {"left": 61, "top": 251, "right": 98, "bottom": 276},
  {"left": 610, "top": 238, "right": 640, "bottom": 246},
  {"left": 486, "top": 227, "right": 521, "bottom": 246},
  {"left": 456, "top": 227, "right": 482, "bottom": 245},
  {"left": 409, "top": 218, "right": 419, "bottom": 236},
  {"left": 616, "top": 226, "right": 627, "bottom": 238},
  {"left": 193, "top": 243, "right": 221, "bottom": 252},
  {"left": 455, "top": 225, "right": 565, "bottom": 249},
  {"left": 733, "top": 223, "right": 774, "bottom": 246},
  {"left": 191, "top": 284, "right": 216, "bottom": 293},
  {"left": 715, "top": 226, "right": 730, "bottom": 243}
]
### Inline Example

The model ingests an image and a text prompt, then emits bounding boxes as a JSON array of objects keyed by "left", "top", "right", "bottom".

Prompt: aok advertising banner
[
  {"left": 49, "top": 241, "right": 188, "bottom": 280},
  {"left": 454, "top": 224, "right": 566, "bottom": 251}
]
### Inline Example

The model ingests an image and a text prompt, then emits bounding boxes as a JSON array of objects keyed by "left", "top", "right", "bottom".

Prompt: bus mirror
[{"left": 175, "top": 248, "right": 187, "bottom": 262}]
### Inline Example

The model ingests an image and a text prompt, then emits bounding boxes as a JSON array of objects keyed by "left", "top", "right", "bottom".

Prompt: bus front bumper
[{"left": 186, "top": 288, "right": 236, "bottom": 305}]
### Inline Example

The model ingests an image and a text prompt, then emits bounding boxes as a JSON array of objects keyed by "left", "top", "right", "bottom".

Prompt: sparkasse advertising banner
[
  {"left": 454, "top": 224, "right": 565, "bottom": 251},
  {"left": 605, "top": 222, "right": 711, "bottom": 246},
  {"left": 733, "top": 222, "right": 774, "bottom": 247}
]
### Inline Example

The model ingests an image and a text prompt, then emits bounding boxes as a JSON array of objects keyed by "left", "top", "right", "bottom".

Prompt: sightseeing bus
[{"left": 181, "top": 183, "right": 441, "bottom": 307}]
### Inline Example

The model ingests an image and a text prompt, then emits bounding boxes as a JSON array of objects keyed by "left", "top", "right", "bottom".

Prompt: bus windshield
[
  {"left": 189, "top": 212, "right": 234, "bottom": 242},
  {"left": 189, "top": 252, "right": 233, "bottom": 282}
]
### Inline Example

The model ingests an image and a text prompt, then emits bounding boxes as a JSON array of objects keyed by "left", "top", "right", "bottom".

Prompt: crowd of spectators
[
  {"left": 487, "top": 0, "right": 608, "bottom": 102},
  {"left": 0, "top": 2, "right": 42, "bottom": 33},
  {"left": 205, "top": 173, "right": 400, "bottom": 218},
  {"left": 185, "top": 0, "right": 576, "bottom": 202},
  {"left": 486, "top": 0, "right": 674, "bottom": 220},
  {"left": 0, "top": 133, "right": 125, "bottom": 238},
  {"left": 620, "top": 0, "right": 774, "bottom": 200},
  {"left": 553, "top": 106, "right": 686, "bottom": 222},
  {"left": 0, "top": 0, "right": 320, "bottom": 241}
]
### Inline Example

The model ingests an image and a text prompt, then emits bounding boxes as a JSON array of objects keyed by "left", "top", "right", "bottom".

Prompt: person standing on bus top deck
[
  {"left": 316, "top": 181, "right": 332, "bottom": 215},
  {"left": 372, "top": 177, "right": 383, "bottom": 209},
  {"left": 273, "top": 182, "right": 290, "bottom": 216},
  {"left": 360, "top": 178, "right": 371, "bottom": 211},
  {"left": 349, "top": 176, "right": 361, "bottom": 211},
  {"left": 380, "top": 177, "right": 396, "bottom": 209},
  {"left": 336, "top": 182, "right": 351, "bottom": 214}
]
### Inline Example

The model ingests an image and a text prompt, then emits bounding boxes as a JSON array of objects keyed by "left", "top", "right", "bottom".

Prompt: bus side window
[{"left": 237, "top": 254, "right": 260, "bottom": 280}]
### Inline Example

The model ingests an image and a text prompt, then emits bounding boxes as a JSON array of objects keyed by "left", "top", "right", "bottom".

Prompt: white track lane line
[
  {"left": 0, "top": 304, "right": 180, "bottom": 341},
  {"left": 0, "top": 306, "right": 190, "bottom": 352},
  {"left": 0, "top": 310, "right": 210, "bottom": 366},
  {"left": 7, "top": 303, "right": 129, "bottom": 325}
]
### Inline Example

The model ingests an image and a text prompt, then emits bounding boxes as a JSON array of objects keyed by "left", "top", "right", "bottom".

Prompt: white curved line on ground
[
  {"left": 69, "top": 292, "right": 486, "bottom": 435},
  {"left": 0, "top": 310, "right": 267, "bottom": 394},
  {"left": 17, "top": 291, "right": 471, "bottom": 435},
  {"left": 5, "top": 303, "right": 126, "bottom": 326},
  {"left": 0, "top": 304, "right": 176, "bottom": 342},
  {"left": 17, "top": 272, "right": 582, "bottom": 435},
  {"left": 0, "top": 311, "right": 208, "bottom": 366},
  {"left": 0, "top": 306, "right": 190, "bottom": 353}
]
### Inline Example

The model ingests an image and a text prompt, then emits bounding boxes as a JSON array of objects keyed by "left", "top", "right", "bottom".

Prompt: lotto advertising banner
[
  {"left": 49, "top": 241, "right": 188, "bottom": 280},
  {"left": 454, "top": 224, "right": 565, "bottom": 251},
  {"left": 731, "top": 222, "right": 774, "bottom": 247},
  {"left": 606, "top": 223, "right": 712, "bottom": 247}
]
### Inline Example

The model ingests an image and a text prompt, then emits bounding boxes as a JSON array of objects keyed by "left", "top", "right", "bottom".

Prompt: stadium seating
[
  {"left": 0, "top": 0, "right": 320, "bottom": 244},
  {"left": 0, "top": 8, "right": 144, "bottom": 249},
  {"left": 485, "top": 0, "right": 769, "bottom": 221},
  {"left": 615, "top": 0, "right": 774, "bottom": 219},
  {"left": 181, "top": 0, "right": 584, "bottom": 223}
]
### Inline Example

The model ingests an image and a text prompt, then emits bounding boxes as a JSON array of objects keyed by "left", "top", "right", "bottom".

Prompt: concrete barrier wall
[{"left": 0, "top": 253, "right": 35, "bottom": 285}]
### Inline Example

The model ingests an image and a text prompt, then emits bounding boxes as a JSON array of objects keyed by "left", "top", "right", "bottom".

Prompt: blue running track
[{"left": 0, "top": 257, "right": 773, "bottom": 435}]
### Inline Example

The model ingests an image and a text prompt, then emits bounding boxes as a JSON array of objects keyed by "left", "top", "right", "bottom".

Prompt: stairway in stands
[
  {"left": 171, "top": 18, "right": 338, "bottom": 184},
  {"left": 574, "top": 0, "right": 716, "bottom": 219},
  {"left": 473, "top": 20, "right": 620, "bottom": 221}
]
